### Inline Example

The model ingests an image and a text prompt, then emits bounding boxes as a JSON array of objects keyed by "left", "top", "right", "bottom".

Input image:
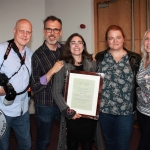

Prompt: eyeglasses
[
  {"left": 70, "top": 41, "right": 84, "bottom": 46},
  {"left": 19, "top": 30, "right": 32, "bottom": 35},
  {"left": 44, "top": 28, "right": 61, "bottom": 34}
]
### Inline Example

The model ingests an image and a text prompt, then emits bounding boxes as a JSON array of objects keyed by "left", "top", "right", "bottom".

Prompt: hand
[
  {"left": 51, "top": 61, "right": 64, "bottom": 74},
  {"left": 72, "top": 113, "right": 81, "bottom": 120},
  {"left": 46, "top": 61, "right": 64, "bottom": 82},
  {"left": 93, "top": 58, "right": 96, "bottom": 61},
  {"left": 0, "top": 86, "right": 6, "bottom": 96}
]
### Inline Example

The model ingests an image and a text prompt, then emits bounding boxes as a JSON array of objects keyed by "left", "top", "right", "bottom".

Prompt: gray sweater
[
  {"left": 52, "top": 58, "right": 104, "bottom": 150},
  {"left": 52, "top": 58, "right": 97, "bottom": 118}
]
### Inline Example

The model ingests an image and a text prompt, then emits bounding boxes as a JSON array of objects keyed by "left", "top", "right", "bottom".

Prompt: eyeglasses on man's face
[
  {"left": 44, "top": 28, "right": 61, "bottom": 34},
  {"left": 70, "top": 41, "right": 84, "bottom": 46}
]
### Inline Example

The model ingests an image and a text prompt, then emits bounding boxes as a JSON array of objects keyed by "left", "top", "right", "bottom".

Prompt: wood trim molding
[
  {"left": 94, "top": 0, "right": 112, "bottom": 55},
  {"left": 94, "top": 0, "right": 98, "bottom": 55}
]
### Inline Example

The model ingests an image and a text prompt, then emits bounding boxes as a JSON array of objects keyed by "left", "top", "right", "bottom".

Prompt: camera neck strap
[
  {"left": 6, "top": 39, "right": 26, "bottom": 65},
  {"left": 0, "top": 39, "right": 30, "bottom": 95},
  {"left": 10, "top": 39, "right": 26, "bottom": 66},
  {"left": 0, "top": 39, "right": 28, "bottom": 80}
]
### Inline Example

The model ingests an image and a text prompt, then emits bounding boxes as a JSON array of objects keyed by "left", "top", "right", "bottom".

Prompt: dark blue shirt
[{"left": 31, "top": 41, "right": 63, "bottom": 106}]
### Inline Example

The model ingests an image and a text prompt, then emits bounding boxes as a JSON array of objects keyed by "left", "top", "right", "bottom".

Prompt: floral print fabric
[{"left": 97, "top": 52, "right": 133, "bottom": 115}]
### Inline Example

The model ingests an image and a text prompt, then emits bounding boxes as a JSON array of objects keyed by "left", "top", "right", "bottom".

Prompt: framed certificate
[{"left": 64, "top": 70, "right": 104, "bottom": 120}]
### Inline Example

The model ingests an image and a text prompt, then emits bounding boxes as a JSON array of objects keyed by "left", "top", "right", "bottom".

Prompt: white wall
[
  {"left": 0, "top": 0, "right": 94, "bottom": 53},
  {"left": 0, "top": 0, "right": 94, "bottom": 113},
  {"left": 45, "top": 0, "right": 94, "bottom": 54},
  {"left": 0, "top": 0, "right": 45, "bottom": 51}
]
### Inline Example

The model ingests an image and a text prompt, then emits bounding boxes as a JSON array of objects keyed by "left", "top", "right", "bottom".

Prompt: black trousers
[
  {"left": 67, "top": 141, "right": 93, "bottom": 150},
  {"left": 137, "top": 110, "right": 150, "bottom": 150}
]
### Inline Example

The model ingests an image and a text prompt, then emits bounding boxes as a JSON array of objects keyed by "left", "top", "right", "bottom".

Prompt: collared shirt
[
  {"left": 0, "top": 41, "right": 33, "bottom": 117},
  {"left": 97, "top": 52, "right": 133, "bottom": 115},
  {"left": 136, "top": 60, "right": 150, "bottom": 116},
  {"left": 31, "top": 41, "right": 63, "bottom": 106}
]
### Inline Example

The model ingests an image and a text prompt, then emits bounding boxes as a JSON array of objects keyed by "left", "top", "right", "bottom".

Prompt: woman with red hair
[{"left": 95, "top": 25, "right": 141, "bottom": 150}]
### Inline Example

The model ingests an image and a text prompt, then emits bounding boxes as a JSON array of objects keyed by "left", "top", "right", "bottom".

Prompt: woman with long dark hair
[{"left": 52, "top": 33, "right": 104, "bottom": 150}]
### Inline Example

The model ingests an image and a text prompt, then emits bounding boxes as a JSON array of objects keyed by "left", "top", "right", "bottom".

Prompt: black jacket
[{"left": 95, "top": 48, "right": 141, "bottom": 111}]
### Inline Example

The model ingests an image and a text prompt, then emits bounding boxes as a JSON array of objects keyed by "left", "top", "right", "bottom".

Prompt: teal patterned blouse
[{"left": 97, "top": 52, "right": 133, "bottom": 115}]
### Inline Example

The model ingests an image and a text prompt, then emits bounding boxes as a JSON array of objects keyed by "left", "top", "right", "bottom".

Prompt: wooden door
[{"left": 94, "top": 0, "right": 147, "bottom": 55}]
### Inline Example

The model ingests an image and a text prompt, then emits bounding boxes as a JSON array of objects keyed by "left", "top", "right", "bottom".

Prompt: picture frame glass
[{"left": 64, "top": 70, "right": 104, "bottom": 120}]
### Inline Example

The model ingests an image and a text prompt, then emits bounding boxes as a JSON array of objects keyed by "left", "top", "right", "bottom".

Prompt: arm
[
  {"left": 31, "top": 54, "right": 63, "bottom": 94},
  {"left": 46, "top": 61, "right": 64, "bottom": 82},
  {"left": 52, "top": 66, "right": 81, "bottom": 119}
]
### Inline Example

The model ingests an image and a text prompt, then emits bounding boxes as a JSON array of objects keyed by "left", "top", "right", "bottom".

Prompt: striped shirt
[
  {"left": 136, "top": 60, "right": 150, "bottom": 116},
  {"left": 31, "top": 41, "right": 63, "bottom": 106}
]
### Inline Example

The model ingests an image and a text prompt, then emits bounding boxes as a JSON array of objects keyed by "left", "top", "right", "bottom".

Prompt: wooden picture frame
[{"left": 64, "top": 70, "right": 104, "bottom": 120}]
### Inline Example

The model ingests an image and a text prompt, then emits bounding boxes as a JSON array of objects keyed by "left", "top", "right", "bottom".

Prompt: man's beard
[
  {"left": 47, "top": 35, "right": 58, "bottom": 45},
  {"left": 47, "top": 39, "right": 58, "bottom": 45}
]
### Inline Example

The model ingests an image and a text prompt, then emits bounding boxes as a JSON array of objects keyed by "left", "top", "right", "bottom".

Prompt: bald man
[{"left": 0, "top": 19, "right": 32, "bottom": 150}]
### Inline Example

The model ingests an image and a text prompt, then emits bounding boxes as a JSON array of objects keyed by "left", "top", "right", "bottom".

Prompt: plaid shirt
[{"left": 31, "top": 41, "right": 63, "bottom": 106}]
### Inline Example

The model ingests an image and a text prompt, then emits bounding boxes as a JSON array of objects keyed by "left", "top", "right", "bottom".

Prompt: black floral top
[{"left": 97, "top": 52, "right": 133, "bottom": 115}]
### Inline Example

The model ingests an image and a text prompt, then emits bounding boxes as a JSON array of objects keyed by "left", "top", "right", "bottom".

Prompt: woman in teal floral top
[
  {"left": 136, "top": 29, "right": 150, "bottom": 150},
  {"left": 95, "top": 25, "right": 141, "bottom": 150}
]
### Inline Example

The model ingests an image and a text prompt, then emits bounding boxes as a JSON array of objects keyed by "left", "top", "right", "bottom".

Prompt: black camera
[
  {"left": 3, "top": 83, "right": 16, "bottom": 106},
  {"left": 0, "top": 73, "right": 8, "bottom": 86}
]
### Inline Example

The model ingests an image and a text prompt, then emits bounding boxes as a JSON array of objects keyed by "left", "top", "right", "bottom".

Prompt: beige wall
[
  {"left": 0, "top": 0, "right": 94, "bottom": 53},
  {"left": 0, "top": 0, "right": 94, "bottom": 113}
]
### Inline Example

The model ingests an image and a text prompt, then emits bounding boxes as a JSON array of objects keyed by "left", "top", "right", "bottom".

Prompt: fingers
[
  {"left": 52, "top": 61, "right": 64, "bottom": 73},
  {"left": 59, "top": 61, "right": 64, "bottom": 65},
  {"left": 93, "top": 57, "right": 96, "bottom": 61},
  {"left": 56, "top": 60, "right": 64, "bottom": 67},
  {"left": 46, "top": 61, "right": 64, "bottom": 82},
  {"left": 72, "top": 113, "right": 81, "bottom": 120},
  {"left": 0, "top": 86, "right": 6, "bottom": 96}
]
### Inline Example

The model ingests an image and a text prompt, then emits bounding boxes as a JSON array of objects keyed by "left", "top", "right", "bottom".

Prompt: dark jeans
[
  {"left": 35, "top": 103, "right": 60, "bottom": 150},
  {"left": 137, "top": 110, "right": 150, "bottom": 150},
  {"left": 99, "top": 112, "right": 134, "bottom": 150},
  {"left": 0, "top": 111, "right": 31, "bottom": 150}
]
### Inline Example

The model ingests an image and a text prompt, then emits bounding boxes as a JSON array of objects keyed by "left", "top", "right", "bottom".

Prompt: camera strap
[
  {"left": 7, "top": 39, "right": 28, "bottom": 80},
  {"left": 0, "top": 39, "right": 30, "bottom": 95}
]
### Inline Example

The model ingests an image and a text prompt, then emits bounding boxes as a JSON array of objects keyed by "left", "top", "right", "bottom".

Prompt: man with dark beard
[{"left": 31, "top": 16, "right": 64, "bottom": 150}]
